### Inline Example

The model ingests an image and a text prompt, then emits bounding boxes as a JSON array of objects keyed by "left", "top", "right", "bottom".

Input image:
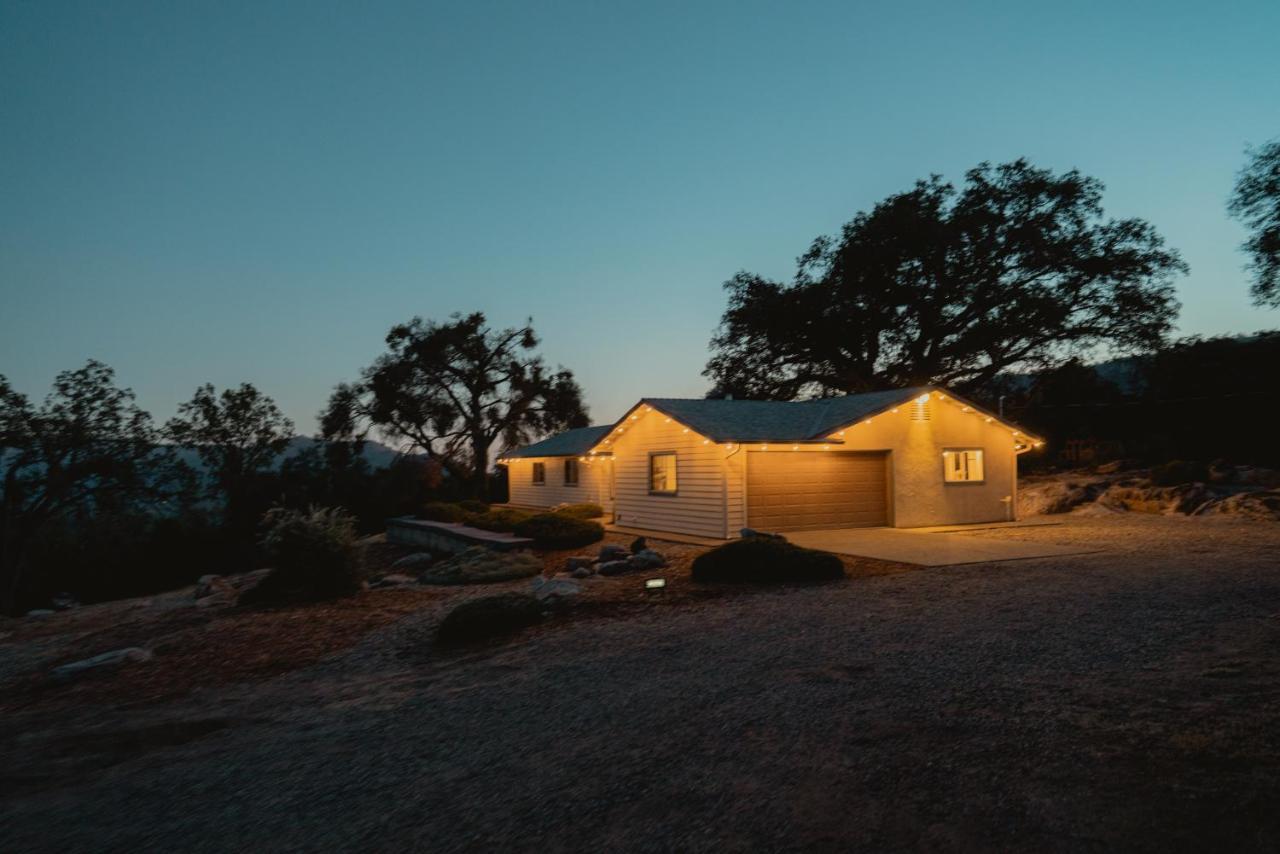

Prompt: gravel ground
[{"left": 4, "top": 514, "right": 1280, "bottom": 852}]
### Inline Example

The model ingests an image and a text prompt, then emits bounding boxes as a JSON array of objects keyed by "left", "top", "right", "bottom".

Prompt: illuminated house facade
[{"left": 500, "top": 387, "right": 1041, "bottom": 539}]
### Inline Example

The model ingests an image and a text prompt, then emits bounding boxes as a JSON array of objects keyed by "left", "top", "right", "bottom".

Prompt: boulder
[
  {"left": 564, "top": 555, "right": 595, "bottom": 572},
  {"left": 628, "top": 548, "right": 667, "bottom": 570},
  {"left": 629, "top": 536, "right": 648, "bottom": 554},
  {"left": 436, "top": 593, "right": 544, "bottom": 645},
  {"left": 530, "top": 576, "right": 582, "bottom": 602},
  {"left": 570, "top": 566, "right": 595, "bottom": 579},
  {"left": 51, "top": 593, "right": 79, "bottom": 611},
  {"left": 1017, "top": 479, "right": 1105, "bottom": 516},
  {"left": 1194, "top": 490, "right": 1280, "bottom": 521},
  {"left": 194, "top": 574, "right": 233, "bottom": 599},
  {"left": 1098, "top": 484, "right": 1213, "bottom": 515},
  {"left": 597, "top": 559, "right": 632, "bottom": 577},
  {"left": 370, "top": 573, "right": 419, "bottom": 589},
  {"left": 51, "top": 647, "right": 152, "bottom": 681},
  {"left": 598, "top": 544, "right": 629, "bottom": 563},
  {"left": 740, "top": 528, "right": 787, "bottom": 541},
  {"left": 391, "top": 552, "right": 436, "bottom": 572}
]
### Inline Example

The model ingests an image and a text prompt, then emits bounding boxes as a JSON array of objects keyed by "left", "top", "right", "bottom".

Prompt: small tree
[
  {"left": 165, "top": 383, "right": 294, "bottom": 532},
  {"left": 0, "top": 362, "right": 178, "bottom": 613},
  {"left": 1229, "top": 138, "right": 1280, "bottom": 307},
  {"left": 705, "top": 159, "right": 1187, "bottom": 399},
  {"left": 323, "top": 312, "right": 588, "bottom": 496}
]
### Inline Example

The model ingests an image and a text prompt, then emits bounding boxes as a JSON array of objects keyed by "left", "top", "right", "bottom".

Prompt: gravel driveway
[{"left": 5, "top": 514, "right": 1280, "bottom": 852}]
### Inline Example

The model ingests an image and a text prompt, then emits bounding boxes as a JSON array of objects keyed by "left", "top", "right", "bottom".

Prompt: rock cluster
[
  {"left": 559, "top": 541, "right": 668, "bottom": 578},
  {"left": 419, "top": 547, "right": 542, "bottom": 586}
]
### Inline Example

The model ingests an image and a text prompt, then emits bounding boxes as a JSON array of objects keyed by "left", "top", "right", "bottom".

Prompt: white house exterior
[{"left": 500, "top": 387, "right": 1041, "bottom": 539}]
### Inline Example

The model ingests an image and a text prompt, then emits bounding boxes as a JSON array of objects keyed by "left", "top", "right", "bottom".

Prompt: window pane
[
  {"left": 943, "top": 449, "right": 983, "bottom": 482},
  {"left": 650, "top": 453, "right": 677, "bottom": 492},
  {"left": 965, "top": 450, "right": 984, "bottom": 481},
  {"left": 532, "top": 462, "right": 545, "bottom": 483},
  {"left": 564, "top": 459, "right": 578, "bottom": 485}
]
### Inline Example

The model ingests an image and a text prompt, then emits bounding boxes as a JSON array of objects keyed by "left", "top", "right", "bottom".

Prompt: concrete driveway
[{"left": 787, "top": 524, "right": 1096, "bottom": 566}]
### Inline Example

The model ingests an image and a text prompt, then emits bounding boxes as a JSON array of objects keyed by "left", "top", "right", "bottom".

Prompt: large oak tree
[
  {"left": 705, "top": 159, "right": 1187, "bottom": 399},
  {"left": 322, "top": 312, "right": 588, "bottom": 496}
]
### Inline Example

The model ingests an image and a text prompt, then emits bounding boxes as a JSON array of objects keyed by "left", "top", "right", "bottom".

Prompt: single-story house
[{"left": 499, "top": 387, "right": 1042, "bottom": 539}]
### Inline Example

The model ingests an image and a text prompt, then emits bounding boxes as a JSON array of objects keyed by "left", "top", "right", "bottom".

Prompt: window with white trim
[
  {"left": 649, "top": 452, "right": 677, "bottom": 494},
  {"left": 943, "top": 449, "right": 984, "bottom": 482},
  {"left": 532, "top": 462, "right": 545, "bottom": 485}
]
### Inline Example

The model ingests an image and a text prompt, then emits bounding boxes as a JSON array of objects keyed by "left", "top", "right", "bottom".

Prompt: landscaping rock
[
  {"left": 530, "top": 576, "right": 582, "bottom": 602},
  {"left": 596, "top": 559, "right": 632, "bottom": 577},
  {"left": 370, "top": 573, "right": 419, "bottom": 589},
  {"left": 629, "top": 548, "right": 667, "bottom": 570},
  {"left": 1193, "top": 490, "right": 1280, "bottom": 521},
  {"left": 740, "top": 527, "right": 787, "bottom": 541},
  {"left": 629, "top": 536, "right": 647, "bottom": 554},
  {"left": 419, "top": 546, "right": 542, "bottom": 585},
  {"left": 194, "top": 574, "right": 233, "bottom": 599},
  {"left": 51, "top": 647, "right": 152, "bottom": 681},
  {"left": 25, "top": 609, "right": 55, "bottom": 619},
  {"left": 598, "top": 544, "right": 629, "bottom": 563},
  {"left": 51, "top": 593, "right": 79, "bottom": 611},
  {"left": 390, "top": 552, "right": 436, "bottom": 572},
  {"left": 1017, "top": 478, "right": 1106, "bottom": 516},
  {"left": 570, "top": 566, "right": 595, "bottom": 579},
  {"left": 564, "top": 555, "right": 595, "bottom": 572},
  {"left": 1099, "top": 484, "right": 1212, "bottom": 515},
  {"left": 436, "top": 593, "right": 544, "bottom": 645}
]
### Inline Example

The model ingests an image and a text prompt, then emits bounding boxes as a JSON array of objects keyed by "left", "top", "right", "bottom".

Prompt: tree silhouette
[
  {"left": 166, "top": 383, "right": 294, "bottom": 531},
  {"left": 1229, "top": 138, "right": 1280, "bottom": 307},
  {"left": 705, "top": 159, "right": 1187, "bottom": 399},
  {"left": 1, "top": 362, "right": 178, "bottom": 613},
  {"left": 322, "top": 312, "right": 588, "bottom": 496}
]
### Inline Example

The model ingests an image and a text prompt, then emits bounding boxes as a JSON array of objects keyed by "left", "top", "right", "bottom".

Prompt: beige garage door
[{"left": 746, "top": 451, "right": 889, "bottom": 531}]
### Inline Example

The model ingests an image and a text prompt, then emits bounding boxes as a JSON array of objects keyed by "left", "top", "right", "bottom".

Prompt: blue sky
[{"left": 2, "top": 0, "right": 1278, "bottom": 433}]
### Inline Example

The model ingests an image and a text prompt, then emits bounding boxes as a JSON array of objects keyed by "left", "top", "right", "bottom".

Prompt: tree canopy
[
  {"left": 322, "top": 312, "right": 588, "bottom": 495},
  {"left": 1228, "top": 138, "right": 1280, "bottom": 307},
  {"left": 1, "top": 361, "right": 176, "bottom": 612},
  {"left": 165, "top": 383, "right": 294, "bottom": 529},
  {"left": 705, "top": 159, "right": 1187, "bottom": 399}
]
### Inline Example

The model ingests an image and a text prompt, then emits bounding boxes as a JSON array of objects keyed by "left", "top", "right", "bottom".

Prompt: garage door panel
[{"left": 746, "top": 451, "right": 888, "bottom": 531}]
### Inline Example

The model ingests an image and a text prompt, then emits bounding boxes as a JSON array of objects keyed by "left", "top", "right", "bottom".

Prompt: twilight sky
[{"left": 2, "top": 0, "right": 1278, "bottom": 434}]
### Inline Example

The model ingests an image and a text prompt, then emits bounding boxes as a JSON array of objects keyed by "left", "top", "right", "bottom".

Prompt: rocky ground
[{"left": 3, "top": 515, "right": 1280, "bottom": 851}]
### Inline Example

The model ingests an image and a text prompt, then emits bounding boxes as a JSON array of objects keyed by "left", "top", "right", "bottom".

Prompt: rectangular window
[
  {"left": 649, "top": 452, "right": 677, "bottom": 494},
  {"left": 532, "top": 461, "right": 545, "bottom": 485},
  {"left": 563, "top": 458, "right": 579, "bottom": 486},
  {"left": 943, "top": 449, "right": 984, "bottom": 483}
]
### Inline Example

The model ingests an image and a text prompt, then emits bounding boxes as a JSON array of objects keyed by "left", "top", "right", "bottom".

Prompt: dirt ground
[{"left": 3, "top": 515, "right": 1280, "bottom": 852}]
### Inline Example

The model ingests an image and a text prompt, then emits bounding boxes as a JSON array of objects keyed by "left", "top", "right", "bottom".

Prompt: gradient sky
[{"left": 3, "top": 0, "right": 1278, "bottom": 434}]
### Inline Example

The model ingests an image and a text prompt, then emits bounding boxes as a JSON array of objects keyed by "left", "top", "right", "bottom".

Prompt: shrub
[
  {"left": 422, "top": 501, "right": 469, "bottom": 523},
  {"left": 691, "top": 537, "right": 845, "bottom": 584},
  {"left": 241, "top": 506, "right": 361, "bottom": 605},
  {"left": 552, "top": 502, "right": 605, "bottom": 520},
  {"left": 458, "top": 499, "right": 491, "bottom": 514},
  {"left": 1149, "top": 460, "right": 1211, "bottom": 487},
  {"left": 465, "top": 507, "right": 533, "bottom": 532},
  {"left": 513, "top": 513, "right": 605, "bottom": 549},
  {"left": 436, "top": 593, "right": 545, "bottom": 645},
  {"left": 419, "top": 547, "right": 542, "bottom": 585}
]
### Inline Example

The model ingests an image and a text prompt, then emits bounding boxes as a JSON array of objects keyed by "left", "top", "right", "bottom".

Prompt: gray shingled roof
[
  {"left": 640, "top": 387, "right": 934, "bottom": 443},
  {"left": 504, "top": 425, "right": 613, "bottom": 459}
]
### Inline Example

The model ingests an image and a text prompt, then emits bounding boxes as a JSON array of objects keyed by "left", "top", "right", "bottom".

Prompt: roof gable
[{"left": 505, "top": 425, "right": 613, "bottom": 459}]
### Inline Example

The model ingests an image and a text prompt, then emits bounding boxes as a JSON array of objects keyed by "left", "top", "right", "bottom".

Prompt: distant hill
[{"left": 172, "top": 437, "right": 411, "bottom": 472}]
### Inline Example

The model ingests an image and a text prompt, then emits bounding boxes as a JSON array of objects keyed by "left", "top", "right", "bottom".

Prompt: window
[
  {"left": 649, "top": 452, "right": 677, "bottom": 494},
  {"left": 532, "top": 462, "right": 545, "bottom": 485},
  {"left": 943, "top": 449, "right": 984, "bottom": 482},
  {"left": 563, "top": 458, "right": 579, "bottom": 486}
]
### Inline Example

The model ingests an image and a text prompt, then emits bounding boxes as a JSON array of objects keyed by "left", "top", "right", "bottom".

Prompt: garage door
[{"left": 746, "top": 451, "right": 889, "bottom": 531}]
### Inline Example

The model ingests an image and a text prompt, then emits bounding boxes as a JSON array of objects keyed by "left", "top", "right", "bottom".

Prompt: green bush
[
  {"left": 466, "top": 507, "right": 533, "bottom": 532},
  {"left": 513, "top": 513, "right": 605, "bottom": 549},
  {"left": 1149, "top": 460, "right": 1211, "bottom": 487},
  {"left": 422, "top": 501, "right": 469, "bottom": 523},
  {"left": 553, "top": 502, "right": 605, "bottom": 520},
  {"left": 419, "top": 547, "right": 542, "bottom": 585},
  {"left": 241, "top": 506, "right": 362, "bottom": 605},
  {"left": 436, "top": 593, "right": 545, "bottom": 645},
  {"left": 458, "top": 499, "right": 491, "bottom": 514},
  {"left": 691, "top": 537, "right": 845, "bottom": 584}
]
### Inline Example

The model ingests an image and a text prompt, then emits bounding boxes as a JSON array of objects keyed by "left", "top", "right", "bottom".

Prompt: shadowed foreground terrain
[{"left": 4, "top": 515, "right": 1280, "bottom": 852}]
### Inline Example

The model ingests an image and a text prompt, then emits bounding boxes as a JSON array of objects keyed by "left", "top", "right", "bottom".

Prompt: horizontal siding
[
  {"left": 507, "top": 458, "right": 611, "bottom": 513},
  {"left": 609, "top": 410, "right": 728, "bottom": 538}
]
